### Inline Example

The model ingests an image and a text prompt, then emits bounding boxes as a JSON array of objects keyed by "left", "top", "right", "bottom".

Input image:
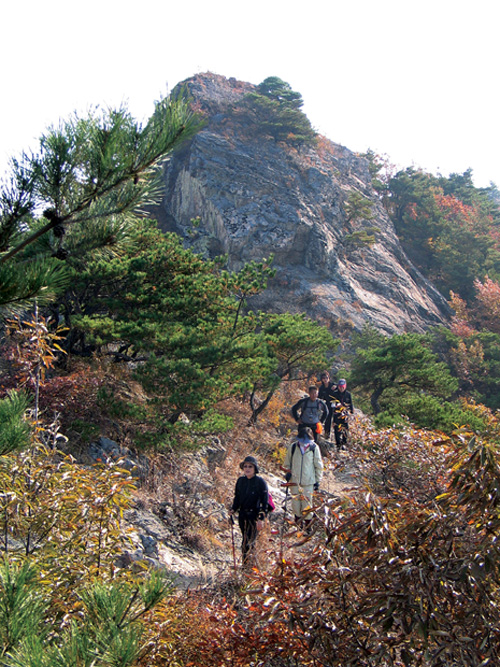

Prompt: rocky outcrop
[{"left": 156, "top": 73, "right": 450, "bottom": 335}]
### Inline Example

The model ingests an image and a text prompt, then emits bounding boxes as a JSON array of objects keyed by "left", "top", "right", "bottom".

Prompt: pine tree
[
  {"left": 249, "top": 312, "right": 338, "bottom": 423},
  {"left": 0, "top": 92, "right": 201, "bottom": 454},
  {"left": 0, "top": 92, "right": 201, "bottom": 315},
  {"left": 65, "top": 221, "right": 275, "bottom": 427},
  {"left": 239, "top": 77, "right": 316, "bottom": 145},
  {"left": 257, "top": 76, "right": 304, "bottom": 109},
  {"left": 349, "top": 328, "right": 458, "bottom": 421},
  {"left": 0, "top": 392, "right": 32, "bottom": 456}
]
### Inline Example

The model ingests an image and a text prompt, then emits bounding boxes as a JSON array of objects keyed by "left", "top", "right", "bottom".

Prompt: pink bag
[{"left": 267, "top": 492, "right": 276, "bottom": 513}]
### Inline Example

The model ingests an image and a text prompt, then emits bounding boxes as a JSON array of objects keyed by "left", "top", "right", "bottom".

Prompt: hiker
[
  {"left": 328, "top": 378, "right": 354, "bottom": 450},
  {"left": 317, "top": 371, "right": 336, "bottom": 440},
  {"left": 229, "top": 455, "right": 269, "bottom": 564},
  {"left": 283, "top": 426, "right": 323, "bottom": 531},
  {"left": 291, "top": 385, "right": 328, "bottom": 443}
]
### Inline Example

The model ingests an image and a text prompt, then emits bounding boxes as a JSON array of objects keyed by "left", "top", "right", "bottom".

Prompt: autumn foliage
[{"left": 49, "top": 411, "right": 487, "bottom": 666}]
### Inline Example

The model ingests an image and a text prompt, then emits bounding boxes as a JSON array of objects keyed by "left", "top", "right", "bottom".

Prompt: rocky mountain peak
[{"left": 156, "top": 72, "right": 450, "bottom": 335}]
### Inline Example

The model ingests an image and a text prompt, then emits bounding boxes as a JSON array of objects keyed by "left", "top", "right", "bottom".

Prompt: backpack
[
  {"left": 256, "top": 476, "right": 275, "bottom": 514},
  {"left": 296, "top": 397, "right": 327, "bottom": 421},
  {"left": 290, "top": 440, "right": 316, "bottom": 463}
]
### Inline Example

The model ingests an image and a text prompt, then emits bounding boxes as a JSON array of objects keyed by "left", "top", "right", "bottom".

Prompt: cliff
[{"left": 155, "top": 73, "right": 450, "bottom": 335}]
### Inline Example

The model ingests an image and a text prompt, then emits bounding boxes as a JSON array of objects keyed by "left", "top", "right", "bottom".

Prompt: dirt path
[
  {"left": 163, "top": 445, "right": 362, "bottom": 587},
  {"left": 132, "top": 418, "right": 364, "bottom": 589}
]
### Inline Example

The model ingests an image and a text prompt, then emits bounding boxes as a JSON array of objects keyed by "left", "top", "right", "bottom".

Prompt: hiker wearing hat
[
  {"left": 283, "top": 426, "right": 324, "bottom": 529},
  {"left": 291, "top": 385, "right": 328, "bottom": 443},
  {"left": 229, "top": 456, "right": 269, "bottom": 563},
  {"left": 328, "top": 379, "right": 354, "bottom": 450}
]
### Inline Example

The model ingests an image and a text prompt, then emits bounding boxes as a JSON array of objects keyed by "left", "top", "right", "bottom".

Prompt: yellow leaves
[
  {"left": 0, "top": 445, "right": 136, "bottom": 614},
  {"left": 5, "top": 314, "right": 68, "bottom": 392}
]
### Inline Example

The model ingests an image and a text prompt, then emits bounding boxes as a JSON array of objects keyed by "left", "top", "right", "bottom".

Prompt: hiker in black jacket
[
  {"left": 328, "top": 378, "right": 354, "bottom": 450},
  {"left": 230, "top": 456, "right": 268, "bottom": 563},
  {"left": 291, "top": 385, "right": 328, "bottom": 443},
  {"left": 318, "top": 371, "right": 336, "bottom": 440}
]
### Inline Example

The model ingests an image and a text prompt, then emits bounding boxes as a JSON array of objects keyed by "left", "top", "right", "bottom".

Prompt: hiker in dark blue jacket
[
  {"left": 230, "top": 456, "right": 268, "bottom": 563},
  {"left": 328, "top": 378, "right": 354, "bottom": 450}
]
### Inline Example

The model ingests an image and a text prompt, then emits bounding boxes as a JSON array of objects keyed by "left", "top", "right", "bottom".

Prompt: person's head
[
  {"left": 298, "top": 426, "right": 315, "bottom": 442},
  {"left": 338, "top": 378, "right": 347, "bottom": 392},
  {"left": 240, "top": 455, "right": 259, "bottom": 478},
  {"left": 320, "top": 371, "right": 330, "bottom": 385},
  {"left": 308, "top": 385, "right": 319, "bottom": 399}
]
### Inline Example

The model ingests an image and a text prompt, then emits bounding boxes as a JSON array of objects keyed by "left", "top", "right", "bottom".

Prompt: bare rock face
[{"left": 156, "top": 73, "right": 450, "bottom": 335}]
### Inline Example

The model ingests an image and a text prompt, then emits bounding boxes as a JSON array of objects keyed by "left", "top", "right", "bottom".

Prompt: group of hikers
[
  {"left": 230, "top": 372, "right": 354, "bottom": 564},
  {"left": 292, "top": 371, "right": 354, "bottom": 449}
]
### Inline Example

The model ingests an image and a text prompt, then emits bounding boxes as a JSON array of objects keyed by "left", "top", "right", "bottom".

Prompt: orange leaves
[
  {"left": 449, "top": 276, "right": 500, "bottom": 336},
  {"left": 472, "top": 276, "right": 500, "bottom": 334},
  {"left": 475, "top": 275, "right": 500, "bottom": 314},
  {"left": 435, "top": 193, "right": 476, "bottom": 224}
]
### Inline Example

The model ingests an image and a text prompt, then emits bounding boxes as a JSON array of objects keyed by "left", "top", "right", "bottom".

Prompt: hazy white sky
[{"left": 1, "top": 0, "right": 499, "bottom": 186}]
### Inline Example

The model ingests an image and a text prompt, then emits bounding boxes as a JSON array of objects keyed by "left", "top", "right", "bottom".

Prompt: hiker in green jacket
[{"left": 283, "top": 427, "right": 323, "bottom": 530}]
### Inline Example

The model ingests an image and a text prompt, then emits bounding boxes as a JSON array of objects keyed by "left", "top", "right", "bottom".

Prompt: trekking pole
[
  {"left": 279, "top": 486, "right": 288, "bottom": 572},
  {"left": 229, "top": 514, "right": 237, "bottom": 571},
  {"left": 283, "top": 475, "right": 291, "bottom": 523},
  {"left": 279, "top": 475, "right": 293, "bottom": 570},
  {"left": 282, "top": 484, "right": 290, "bottom": 523}
]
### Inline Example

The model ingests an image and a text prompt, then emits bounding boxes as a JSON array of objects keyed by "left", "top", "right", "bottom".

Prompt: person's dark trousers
[
  {"left": 324, "top": 411, "right": 332, "bottom": 438},
  {"left": 238, "top": 513, "right": 258, "bottom": 561},
  {"left": 334, "top": 418, "right": 348, "bottom": 449},
  {"left": 298, "top": 423, "right": 320, "bottom": 443}
]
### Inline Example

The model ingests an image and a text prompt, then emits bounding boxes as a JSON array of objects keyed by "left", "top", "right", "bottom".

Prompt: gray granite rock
[{"left": 156, "top": 73, "right": 450, "bottom": 335}]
